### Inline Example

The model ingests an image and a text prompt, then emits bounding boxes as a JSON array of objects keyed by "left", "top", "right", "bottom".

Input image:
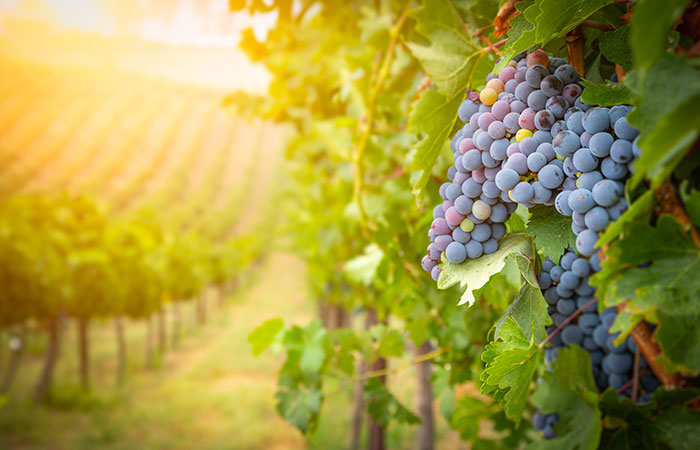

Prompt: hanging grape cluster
[{"left": 421, "top": 49, "right": 660, "bottom": 437}]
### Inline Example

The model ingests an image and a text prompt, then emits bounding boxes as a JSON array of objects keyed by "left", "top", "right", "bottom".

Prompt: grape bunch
[
  {"left": 422, "top": 49, "right": 588, "bottom": 279},
  {"left": 533, "top": 249, "right": 660, "bottom": 438},
  {"left": 551, "top": 104, "right": 640, "bottom": 256}
]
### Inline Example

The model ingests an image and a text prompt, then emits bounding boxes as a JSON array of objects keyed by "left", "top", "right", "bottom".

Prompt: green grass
[{"left": 0, "top": 253, "right": 462, "bottom": 449}]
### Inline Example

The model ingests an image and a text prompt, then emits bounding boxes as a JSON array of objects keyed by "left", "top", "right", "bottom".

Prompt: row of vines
[
  {"left": 239, "top": 0, "right": 700, "bottom": 448},
  {"left": 0, "top": 194, "right": 263, "bottom": 401}
]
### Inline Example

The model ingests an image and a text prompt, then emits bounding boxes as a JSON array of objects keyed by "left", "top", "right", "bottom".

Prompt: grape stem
[
  {"left": 616, "top": 378, "right": 634, "bottom": 394},
  {"left": 479, "top": 35, "right": 505, "bottom": 55},
  {"left": 632, "top": 346, "right": 640, "bottom": 401},
  {"left": 655, "top": 179, "right": 700, "bottom": 249},
  {"left": 565, "top": 26, "right": 586, "bottom": 75},
  {"left": 539, "top": 298, "right": 597, "bottom": 348}
]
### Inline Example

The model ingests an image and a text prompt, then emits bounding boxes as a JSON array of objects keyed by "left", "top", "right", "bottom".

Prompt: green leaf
[
  {"left": 276, "top": 374, "right": 323, "bottom": 434},
  {"left": 597, "top": 189, "right": 654, "bottom": 246},
  {"left": 630, "top": 0, "right": 691, "bottom": 68},
  {"left": 599, "top": 25, "right": 632, "bottom": 71},
  {"left": 439, "top": 232, "right": 536, "bottom": 306},
  {"left": 343, "top": 244, "right": 384, "bottom": 285},
  {"left": 495, "top": 282, "right": 551, "bottom": 344},
  {"left": 580, "top": 80, "right": 636, "bottom": 107},
  {"left": 527, "top": 346, "right": 601, "bottom": 450},
  {"left": 685, "top": 190, "right": 700, "bottom": 228},
  {"left": 599, "top": 388, "right": 700, "bottom": 449},
  {"left": 408, "top": 88, "right": 463, "bottom": 197},
  {"left": 248, "top": 318, "right": 284, "bottom": 357},
  {"left": 593, "top": 215, "right": 700, "bottom": 371},
  {"left": 407, "top": 0, "right": 481, "bottom": 96},
  {"left": 480, "top": 317, "right": 540, "bottom": 425},
  {"left": 364, "top": 378, "right": 420, "bottom": 426},
  {"left": 300, "top": 326, "right": 328, "bottom": 374},
  {"left": 631, "top": 94, "right": 700, "bottom": 188},
  {"left": 526, "top": 205, "right": 576, "bottom": 262},
  {"left": 495, "top": 0, "right": 608, "bottom": 72}
]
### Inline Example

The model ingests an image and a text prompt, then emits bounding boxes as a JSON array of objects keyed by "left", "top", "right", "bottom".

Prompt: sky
[{"left": 0, "top": 0, "right": 277, "bottom": 46}]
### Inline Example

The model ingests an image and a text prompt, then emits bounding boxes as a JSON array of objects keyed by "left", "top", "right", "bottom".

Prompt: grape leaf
[
  {"left": 599, "top": 388, "right": 700, "bottom": 449},
  {"left": 364, "top": 377, "right": 420, "bottom": 426},
  {"left": 599, "top": 25, "right": 632, "bottom": 72},
  {"left": 408, "top": 88, "right": 463, "bottom": 197},
  {"left": 630, "top": 0, "right": 692, "bottom": 68},
  {"left": 495, "top": 282, "right": 551, "bottom": 343},
  {"left": 406, "top": 0, "right": 481, "bottom": 97},
  {"left": 626, "top": 56, "right": 700, "bottom": 188},
  {"left": 580, "top": 80, "right": 636, "bottom": 107},
  {"left": 526, "top": 205, "right": 576, "bottom": 262},
  {"left": 439, "top": 232, "right": 536, "bottom": 306},
  {"left": 276, "top": 374, "right": 323, "bottom": 433},
  {"left": 592, "top": 215, "right": 700, "bottom": 371},
  {"left": 480, "top": 317, "right": 540, "bottom": 425},
  {"left": 597, "top": 189, "right": 654, "bottom": 246},
  {"left": 685, "top": 190, "right": 700, "bottom": 228},
  {"left": 248, "top": 318, "right": 284, "bottom": 356},
  {"left": 343, "top": 243, "right": 384, "bottom": 285},
  {"left": 494, "top": 0, "right": 609, "bottom": 73},
  {"left": 527, "top": 346, "right": 601, "bottom": 450}
]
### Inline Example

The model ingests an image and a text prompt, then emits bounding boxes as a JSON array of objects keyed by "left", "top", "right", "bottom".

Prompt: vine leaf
[
  {"left": 527, "top": 346, "right": 601, "bottom": 450},
  {"left": 599, "top": 25, "right": 632, "bottom": 72},
  {"left": 599, "top": 388, "right": 700, "bottom": 449},
  {"left": 406, "top": 0, "right": 480, "bottom": 97},
  {"left": 248, "top": 317, "right": 284, "bottom": 357},
  {"left": 495, "top": 282, "right": 551, "bottom": 343},
  {"left": 580, "top": 80, "right": 636, "bottom": 107},
  {"left": 494, "top": 0, "right": 609, "bottom": 73},
  {"left": 597, "top": 189, "right": 654, "bottom": 246},
  {"left": 526, "top": 205, "right": 576, "bottom": 262},
  {"left": 408, "top": 88, "right": 463, "bottom": 197},
  {"left": 592, "top": 215, "right": 700, "bottom": 372},
  {"left": 343, "top": 243, "right": 384, "bottom": 285},
  {"left": 438, "top": 232, "right": 536, "bottom": 306},
  {"left": 630, "top": 0, "right": 692, "bottom": 69},
  {"left": 480, "top": 317, "right": 540, "bottom": 425},
  {"left": 364, "top": 377, "right": 420, "bottom": 426},
  {"left": 685, "top": 190, "right": 700, "bottom": 228},
  {"left": 626, "top": 55, "right": 700, "bottom": 188}
]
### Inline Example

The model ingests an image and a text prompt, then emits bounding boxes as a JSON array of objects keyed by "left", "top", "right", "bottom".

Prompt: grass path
[{"left": 0, "top": 252, "right": 313, "bottom": 450}]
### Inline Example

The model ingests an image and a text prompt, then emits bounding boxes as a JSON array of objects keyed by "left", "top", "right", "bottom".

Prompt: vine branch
[
  {"left": 540, "top": 298, "right": 597, "bottom": 348},
  {"left": 352, "top": 3, "right": 411, "bottom": 232}
]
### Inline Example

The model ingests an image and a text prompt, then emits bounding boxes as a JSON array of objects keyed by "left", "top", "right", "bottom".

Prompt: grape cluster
[
  {"left": 422, "top": 49, "right": 589, "bottom": 279},
  {"left": 551, "top": 104, "right": 640, "bottom": 256},
  {"left": 533, "top": 250, "right": 660, "bottom": 437}
]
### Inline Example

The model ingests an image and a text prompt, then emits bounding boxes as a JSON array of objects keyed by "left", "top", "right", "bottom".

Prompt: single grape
[
  {"left": 563, "top": 156, "right": 577, "bottom": 178},
  {"left": 482, "top": 238, "right": 499, "bottom": 254},
  {"left": 514, "top": 82, "right": 534, "bottom": 103},
  {"left": 537, "top": 143, "right": 556, "bottom": 161},
  {"left": 421, "top": 256, "right": 438, "bottom": 272},
  {"left": 434, "top": 234, "right": 453, "bottom": 252},
  {"left": 516, "top": 128, "right": 533, "bottom": 141},
  {"left": 506, "top": 152, "right": 529, "bottom": 175},
  {"left": 527, "top": 90, "right": 548, "bottom": 111},
  {"left": 489, "top": 138, "right": 509, "bottom": 160},
  {"left": 577, "top": 170, "right": 603, "bottom": 191},
  {"left": 562, "top": 83, "right": 582, "bottom": 104},
  {"left": 557, "top": 299, "right": 576, "bottom": 315},
  {"left": 511, "top": 181, "right": 534, "bottom": 203},
  {"left": 492, "top": 223, "right": 507, "bottom": 239},
  {"left": 534, "top": 109, "right": 556, "bottom": 130},
  {"left": 486, "top": 78, "right": 505, "bottom": 94},
  {"left": 518, "top": 107, "right": 536, "bottom": 130},
  {"left": 458, "top": 100, "right": 479, "bottom": 122},
  {"left": 610, "top": 139, "right": 633, "bottom": 164},
  {"left": 431, "top": 218, "right": 450, "bottom": 235},
  {"left": 465, "top": 240, "right": 483, "bottom": 259},
  {"left": 576, "top": 229, "right": 598, "bottom": 256},
  {"left": 481, "top": 150, "right": 499, "bottom": 168},
  {"left": 433, "top": 204, "right": 445, "bottom": 219},
  {"left": 472, "top": 200, "right": 492, "bottom": 220},
  {"left": 482, "top": 180, "right": 501, "bottom": 198},
  {"left": 582, "top": 107, "right": 610, "bottom": 134},
  {"left": 554, "top": 64, "right": 579, "bottom": 84},
  {"left": 579, "top": 314, "right": 600, "bottom": 335},
  {"left": 533, "top": 130, "right": 553, "bottom": 144},
  {"left": 608, "top": 105, "right": 631, "bottom": 125},
  {"left": 488, "top": 120, "right": 507, "bottom": 139},
  {"left": 565, "top": 111, "right": 584, "bottom": 135},
  {"left": 560, "top": 271, "right": 580, "bottom": 289},
  {"left": 527, "top": 152, "right": 548, "bottom": 172},
  {"left": 526, "top": 64, "right": 550, "bottom": 88},
  {"left": 552, "top": 130, "right": 581, "bottom": 158},
  {"left": 550, "top": 120, "right": 567, "bottom": 137},
  {"left": 526, "top": 49, "right": 549, "bottom": 67},
  {"left": 562, "top": 325, "right": 584, "bottom": 346},
  {"left": 532, "top": 181, "right": 552, "bottom": 203},
  {"left": 475, "top": 131, "right": 494, "bottom": 151},
  {"left": 480, "top": 87, "right": 498, "bottom": 106},
  {"left": 540, "top": 75, "right": 564, "bottom": 96},
  {"left": 452, "top": 227, "right": 471, "bottom": 244},
  {"left": 537, "top": 272, "right": 552, "bottom": 289},
  {"left": 591, "top": 179, "right": 622, "bottom": 207},
  {"left": 460, "top": 217, "right": 475, "bottom": 232},
  {"left": 428, "top": 244, "right": 441, "bottom": 260},
  {"left": 458, "top": 137, "right": 476, "bottom": 154},
  {"left": 608, "top": 352, "right": 633, "bottom": 374},
  {"left": 568, "top": 188, "right": 595, "bottom": 213},
  {"left": 613, "top": 116, "right": 639, "bottom": 140},
  {"left": 607, "top": 198, "right": 628, "bottom": 220},
  {"left": 430, "top": 265, "right": 441, "bottom": 282},
  {"left": 454, "top": 195, "right": 474, "bottom": 215},
  {"left": 538, "top": 164, "right": 564, "bottom": 189},
  {"left": 472, "top": 223, "right": 492, "bottom": 242},
  {"left": 446, "top": 183, "right": 462, "bottom": 201},
  {"left": 572, "top": 148, "right": 599, "bottom": 172},
  {"left": 584, "top": 206, "right": 609, "bottom": 231},
  {"left": 555, "top": 190, "right": 574, "bottom": 216},
  {"left": 446, "top": 241, "right": 467, "bottom": 264},
  {"left": 545, "top": 95, "right": 568, "bottom": 119}
]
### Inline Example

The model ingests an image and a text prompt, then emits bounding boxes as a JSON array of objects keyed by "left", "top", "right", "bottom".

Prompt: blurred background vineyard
[{"left": 0, "top": 1, "right": 469, "bottom": 449}]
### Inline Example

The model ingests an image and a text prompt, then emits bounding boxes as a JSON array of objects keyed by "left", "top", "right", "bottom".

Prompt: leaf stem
[{"left": 539, "top": 298, "right": 597, "bottom": 348}]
